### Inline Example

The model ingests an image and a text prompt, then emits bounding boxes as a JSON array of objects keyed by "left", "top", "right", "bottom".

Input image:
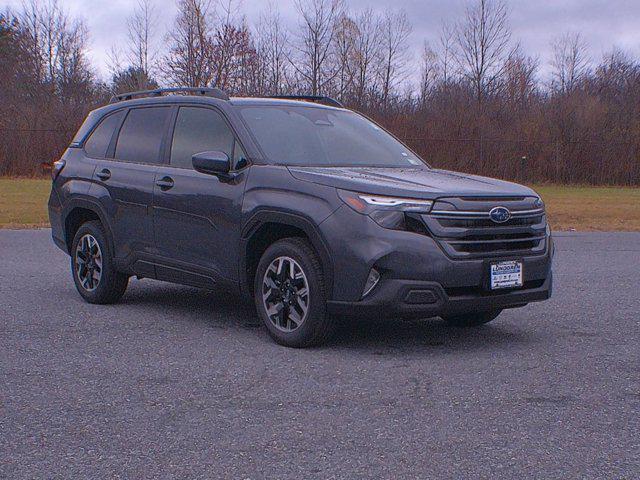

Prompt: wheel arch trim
[
  {"left": 61, "top": 196, "right": 115, "bottom": 255},
  {"left": 240, "top": 209, "right": 334, "bottom": 299}
]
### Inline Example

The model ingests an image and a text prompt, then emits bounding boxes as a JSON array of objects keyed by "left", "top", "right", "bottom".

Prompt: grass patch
[
  {"left": 0, "top": 178, "right": 51, "bottom": 228},
  {"left": 0, "top": 178, "right": 638, "bottom": 231},
  {"left": 531, "top": 185, "right": 640, "bottom": 232}
]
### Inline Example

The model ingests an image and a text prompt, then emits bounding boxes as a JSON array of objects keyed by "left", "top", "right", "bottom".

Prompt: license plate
[{"left": 490, "top": 261, "right": 523, "bottom": 289}]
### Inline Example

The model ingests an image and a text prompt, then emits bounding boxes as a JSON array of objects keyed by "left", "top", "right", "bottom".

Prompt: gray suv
[{"left": 48, "top": 87, "right": 553, "bottom": 347}]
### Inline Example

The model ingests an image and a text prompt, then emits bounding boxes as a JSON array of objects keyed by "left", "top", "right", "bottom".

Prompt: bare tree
[
  {"left": 290, "top": 0, "right": 343, "bottom": 95},
  {"left": 595, "top": 48, "right": 637, "bottom": 94},
  {"left": 230, "top": 23, "right": 262, "bottom": 95},
  {"left": 163, "top": 0, "right": 214, "bottom": 87},
  {"left": 17, "top": 0, "right": 92, "bottom": 94},
  {"left": 210, "top": 0, "right": 239, "bottom": 89},
  {"left": 126, "top": 0, "right": 158, "bottom": 78},
  {"left": 350, "top": 8, "right": 381, "bottom": 107},
  {"left": 378, "top": 10, "right": 412, "bottom": 108},
  {"left": 110, "top": 65, "right": 159, "bottom": 94},
  {"left": 212, "top": 20, "right": 261, "bottom": 94},
  {"left": 256, "top": 3, "right": 290, "bottom": 94},
  {"left": 109, "top": 0, "right": 158, "bottom": 91},
  {"left": 331, "top": 12, "right": 357, "bottom": 100},
  {"left": 501, "top": 44, "right": 538, "bottom": 105},
  {"left": 1, "top": 2, "right": 97, "bottom": 176},
  {"left": 550, "top": 32, "right": 590, "bottom": 93},
  {"left": 438, "top": 22, "right": 455, "bottom": 85},
  {"left": 419, "top": 41, "right": 439, "bottom": 107},
  {"left": 454, "top": 0, "right": 512, "bottom": 103}
]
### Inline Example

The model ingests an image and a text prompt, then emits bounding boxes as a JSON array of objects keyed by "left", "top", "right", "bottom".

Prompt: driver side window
[{"left": 170, "top": 107, "right": 240, "bottom": 169}]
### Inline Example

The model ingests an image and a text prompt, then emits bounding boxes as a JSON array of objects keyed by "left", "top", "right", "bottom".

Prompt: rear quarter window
[
  {"left": 70, "top": 111, "right": 99, "bottom": 147},
  {"left": 83, "top": 110, "right": 125, "bottom": 158}
]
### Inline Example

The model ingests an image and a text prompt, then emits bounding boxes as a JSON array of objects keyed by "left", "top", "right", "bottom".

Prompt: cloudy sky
[{"left": 5, "top": 0, "right": 640, "bottom": 82}]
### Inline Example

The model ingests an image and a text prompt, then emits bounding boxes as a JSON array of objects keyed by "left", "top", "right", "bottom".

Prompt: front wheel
[
  {"left": 71, "top": 221, "right": 129, "bottom": 304},
  {"left": 254, "top": 238, "right": 333, "bottom": 348},
  {"left": 442, "top": 309, "right": 503, "bottom": 327}
]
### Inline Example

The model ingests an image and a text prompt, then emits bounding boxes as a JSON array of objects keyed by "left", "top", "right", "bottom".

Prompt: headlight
[
  {"left": 337, "top": 189, "right": 433, "bottom": 231},
  {"left": 337, "top": 190, "right": 433, "bottom": 214}
]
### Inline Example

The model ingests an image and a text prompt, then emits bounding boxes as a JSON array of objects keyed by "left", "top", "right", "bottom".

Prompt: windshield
[{"left": 239, "top": 105, "right": 427, "bottom": 168}]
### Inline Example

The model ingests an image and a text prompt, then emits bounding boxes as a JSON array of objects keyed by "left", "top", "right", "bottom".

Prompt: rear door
[
  {"left": 90, "top": 106, "right": 172, "bottom": 273},
  {"left": 152, "top": 105, "right": 249, "bottom": 287}
]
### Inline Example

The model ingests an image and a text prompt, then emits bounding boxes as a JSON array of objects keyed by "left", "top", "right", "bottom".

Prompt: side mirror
[{"left": 192, "top": 151, "right": 230, "bottom": 175}]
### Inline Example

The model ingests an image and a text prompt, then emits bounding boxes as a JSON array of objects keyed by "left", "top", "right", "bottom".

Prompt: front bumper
[
  {"left": 327, "top": 273, "right": 552, "bottom": 318},
  {"left": 319, "top": 205, "right": 553, "bottom": 318}
]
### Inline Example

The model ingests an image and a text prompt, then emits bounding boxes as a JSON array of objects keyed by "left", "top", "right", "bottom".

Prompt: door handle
[
  {"left": 156, "top": 176, "right": 174, "bottom": 190},
  {"left": 96, "top": 169, "right": 111, "bottom": 181}
]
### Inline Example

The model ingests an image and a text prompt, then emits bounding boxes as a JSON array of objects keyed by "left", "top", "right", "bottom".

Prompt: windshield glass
[{"left": 239, "top": 105, "right": 427, "bottom": 168}]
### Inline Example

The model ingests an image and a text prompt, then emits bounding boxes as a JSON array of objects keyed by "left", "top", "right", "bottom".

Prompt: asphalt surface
[{"left": 1, "top": 229, "right": 639, "bottom": 479}]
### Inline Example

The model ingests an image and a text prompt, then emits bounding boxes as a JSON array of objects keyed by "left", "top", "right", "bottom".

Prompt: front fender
[
  {"left": 239, "top": 165, "right": 342, "bottom": 299},
  {"left": 239, "top": 209, "right": 335, "bottom": 299}
]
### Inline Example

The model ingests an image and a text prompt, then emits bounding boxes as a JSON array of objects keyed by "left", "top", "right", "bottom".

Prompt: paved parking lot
[{"left": 1, "top": 229, "right": 639, "bottom": 478}]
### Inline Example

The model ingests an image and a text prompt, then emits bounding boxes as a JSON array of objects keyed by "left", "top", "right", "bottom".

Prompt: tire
[
  {"left": 70, "top": 220, "right": 129, "bottom": 304},
  {"left": 443, "top": 309, "right": 503, "bottom": 327},
  {"left": 254, "top": 238, "right": 333, "bottom": 348}
]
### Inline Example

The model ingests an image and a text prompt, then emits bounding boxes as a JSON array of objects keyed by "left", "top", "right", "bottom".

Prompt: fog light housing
[{"left": 362, "top": 268, "right": 381, "bottom": 298}]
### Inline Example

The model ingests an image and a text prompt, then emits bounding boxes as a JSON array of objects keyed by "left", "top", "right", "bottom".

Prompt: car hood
[{"left": 287, "top": 166, "right": 537, "bottom": 199}]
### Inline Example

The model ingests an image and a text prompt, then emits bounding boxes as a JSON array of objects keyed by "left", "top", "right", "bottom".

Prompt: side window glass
[
  {"left": 170, "top": 107, "right": 235, "bottom": 169},
  {"left": 114, "top": 107, "right": 171, "bottom": 164},
  {"left": 84, "top": 110, "right": 124, "bottom": 158}
]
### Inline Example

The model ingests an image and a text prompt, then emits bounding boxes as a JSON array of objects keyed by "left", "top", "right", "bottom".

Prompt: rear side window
[
  {"left": 115, "top": 107, "right": 171, "bottom": 164},
  {"left": 84, "top": 110, "right": 124, "bottom": 158},
  {"left": 170, "top": 107, "right": 235, "bottom": 169},
  {"left": 70, "top": 111, "right": 99, "bottom": 147}
]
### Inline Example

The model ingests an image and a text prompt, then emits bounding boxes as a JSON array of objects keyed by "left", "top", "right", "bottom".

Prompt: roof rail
[
  {"left": 269, "top": 95, "right": 344, "bottom": 108},
  {"left": 110, "top": 87, "right": 230, "bottom": 103}
]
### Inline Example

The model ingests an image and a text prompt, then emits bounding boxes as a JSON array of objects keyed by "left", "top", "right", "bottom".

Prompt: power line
[{"left": 0, "top": 128, "right": 72, "bottom": 133}]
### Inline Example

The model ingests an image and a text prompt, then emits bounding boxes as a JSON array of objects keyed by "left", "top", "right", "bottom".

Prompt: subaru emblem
[{"left": 489, "top": 206, "right": 511, "bottom": 223}]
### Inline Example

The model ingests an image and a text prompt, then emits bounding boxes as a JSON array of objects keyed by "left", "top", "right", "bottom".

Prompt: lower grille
[
  {"left": 445, "top": 279, "right": 546, "bottom": 297},
  {"left": 448, "top": 236, "right": 545, "bottom": 255}
]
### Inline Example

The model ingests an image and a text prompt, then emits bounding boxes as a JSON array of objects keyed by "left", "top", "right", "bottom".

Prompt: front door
[{"left": 152, "top": 105, "right": 248, "bottom": 287}]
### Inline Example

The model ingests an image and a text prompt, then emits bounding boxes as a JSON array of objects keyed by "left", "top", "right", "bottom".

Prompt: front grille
[
  {"left": 422, "top": 197, "right": 548, "bottom": 259},
  {"left": 436, "top": 215, "right": 542, "bottom": 229}
]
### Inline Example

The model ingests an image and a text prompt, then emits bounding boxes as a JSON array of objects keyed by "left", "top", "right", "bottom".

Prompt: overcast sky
[{"left": 5, "top": 0, "right": 640, "bottom": 83}]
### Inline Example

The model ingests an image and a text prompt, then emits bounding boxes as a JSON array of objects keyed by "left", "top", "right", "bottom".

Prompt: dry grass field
[
  {"left": 1, "top": 178, "right": 638, "bottom": 231},
  {"left": 0, "top": 178, "right": 51, "bottom": 228},
  {"left": 534, "top": 185, "right": 640, "bottom": 232}
]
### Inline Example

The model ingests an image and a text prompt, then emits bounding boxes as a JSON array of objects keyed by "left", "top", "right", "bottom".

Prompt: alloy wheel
[
  {"left": 75, "top": 234, "right": 103, "bottom": 291},
  {"left": 262, "top": 256, "right": 310, "bottom": 332}
]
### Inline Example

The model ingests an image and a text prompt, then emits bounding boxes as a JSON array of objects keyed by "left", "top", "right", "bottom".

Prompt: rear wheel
[
  {"left": 254, "top": 238, "right": 333, "bottom": 348},
  {"left": 443, "top": 309, "right": 502, "bottom": 327},
  {"left": 71, "top": 221, "right": 128, "bottom": 304}
]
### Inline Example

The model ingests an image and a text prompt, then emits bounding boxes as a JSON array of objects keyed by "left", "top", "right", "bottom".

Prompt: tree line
[{"left": 1, "top": 0, "right": 639, "bottom": 185}]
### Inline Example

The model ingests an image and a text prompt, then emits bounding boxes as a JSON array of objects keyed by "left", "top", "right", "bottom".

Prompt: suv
[{"left": 48, "top": 87, "right": 553, "bottom": 347}]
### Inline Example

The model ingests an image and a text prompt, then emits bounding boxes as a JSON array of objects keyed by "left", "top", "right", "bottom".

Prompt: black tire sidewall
[
  {"left": 254, "top": 239, "right": 328, "bottom": 347},
  {"left": 70, "top": 221, "right": 126, "bottom": 304}
]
